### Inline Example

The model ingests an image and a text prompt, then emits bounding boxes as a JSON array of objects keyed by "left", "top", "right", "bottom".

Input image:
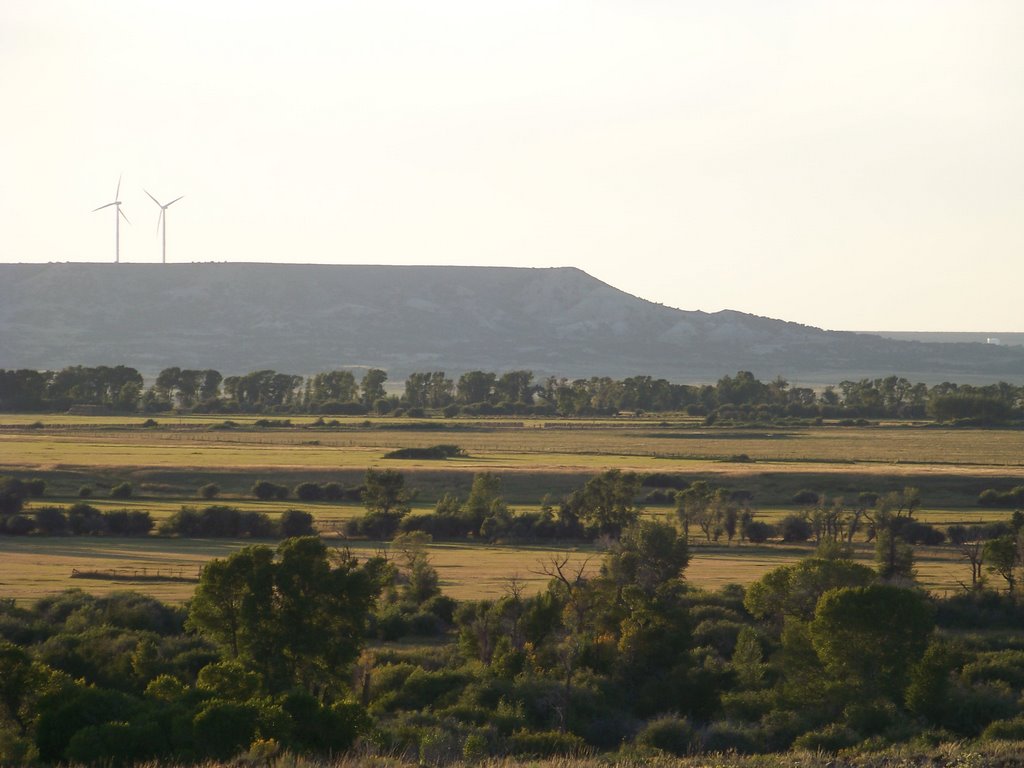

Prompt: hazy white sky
[{"left": 2, "top": 1, "right": 1022, "bottom": 331}]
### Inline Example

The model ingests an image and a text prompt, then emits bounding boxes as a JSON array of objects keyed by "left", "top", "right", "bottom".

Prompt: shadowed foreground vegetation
[{"left": 4, "top": 524, "right": 1024, "bottom": 766}]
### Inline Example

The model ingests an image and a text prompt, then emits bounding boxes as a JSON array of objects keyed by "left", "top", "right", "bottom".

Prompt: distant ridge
[{"left": 2, "top": 263, "right": 1024, "bottom": 384}]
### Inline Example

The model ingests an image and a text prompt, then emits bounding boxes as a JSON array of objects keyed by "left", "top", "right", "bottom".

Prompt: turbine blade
[
  {"left": 165, "top": 196, "right": 184, "bottom": 207},
  {"left": 93, "top": 202, "right": 116, "bottom": 212},
  {"left": 119, "top": 208, "right": 131, "bottom": 224},
  {"left": 157, "top": 209, "right": 163, "bottom": 235},
  {"left": 144, "top": 189, "right": 162, "bottom": 206},
  {"left": 115, "top": 174, "right": 122, "bottom": 199}
]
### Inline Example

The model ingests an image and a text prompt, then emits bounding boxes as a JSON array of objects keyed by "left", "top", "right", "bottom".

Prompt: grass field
[
  {"left": 1, "top": 413, "right": 1022, "bottom": 604},
  {"left": 0, "top": 533, "right": 986, "bottom": 605},
  {"left": 4, "top": 418, "right": 1024, "bottom": 507},
  {"left": 0, "top": 535, "right": 600, "bottom": 603}
]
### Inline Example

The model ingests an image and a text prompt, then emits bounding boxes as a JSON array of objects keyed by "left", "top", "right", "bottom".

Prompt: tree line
[{"left": 2, "top": 365, "right": 1023, "bottom": 422}]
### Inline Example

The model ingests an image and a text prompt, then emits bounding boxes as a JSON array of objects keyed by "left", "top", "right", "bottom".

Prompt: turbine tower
[
  {"left": 92, "top": 176, "right": 130, "bottom": 263},
  {"left": 144, "top": 190, "right": 184, "bottom": 264}
]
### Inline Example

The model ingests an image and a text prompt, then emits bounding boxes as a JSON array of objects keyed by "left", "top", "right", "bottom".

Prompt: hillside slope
[{"left": 2, "top": 263, "right": 1023, "bottom": 383}]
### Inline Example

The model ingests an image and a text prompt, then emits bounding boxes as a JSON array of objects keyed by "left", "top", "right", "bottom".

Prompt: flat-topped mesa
[{"left": 1, "top": 263, "right": 1022, "bottom": 383}]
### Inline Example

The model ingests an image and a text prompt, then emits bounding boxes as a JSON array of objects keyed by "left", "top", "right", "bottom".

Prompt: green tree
[
  {"left": 308, "top": 371, "right": 358, "bottom": 404},
  {"left": 744, "top": 557, "right": 875, "bottom": 626},
  {"left": 188, "top": 537, "right": 380, "bottom": 697},
  {"left": 809, "top": 584, "right": 934, "bottom": 700},
  {"left": 601, "top": 519, "right": 689, "bottom": 597},
  {"left": 456, "top": 371, "right": 496, "bottom": 404},
  {"left": 461, "top": 472, "right": 504, "bottom": 531},
  {"left": 569, "top": 469, "right": 641, "bottom": 538},
  {"left": 984, "top": 535, "right": 1020, "bottom": 593},
  {"left": 494, "top": 370, "right": 535, "bottom": 404},
  {"left": 0, "top": 477, "right": 29, "bottom": 515},
  {"left": 360, "top": 369, "right": 387, "bottom": 407},
  {"left": 867, "top": 487, "right": 920, "bottom": 581},
  {"left": 362, "top": 469, "right": 411, "bottom": 517}
]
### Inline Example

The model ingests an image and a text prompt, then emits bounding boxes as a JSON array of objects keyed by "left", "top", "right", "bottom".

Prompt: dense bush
[
  {"left": 636, "top": 715, "right": 696, "bottom": 756},
  {"left": 110, "top": 482, "right": 133, "bottom": 499},
  {"left": 385, "top": 445, "right": 466, "bottom": 460},
  {"left": 792, "top": 723, "right": 860, "bottom": 752},
  {"left": 197, "top": 483, "right": 220, "bottom": 500},
  {"left": 744, "top": 521, "right": 774, "bottom": 543},
  {"left": 251, "top": 480, "right": 289, "bottom": 501},
  {"left": 159, "top": 505, "right": 281, "bottom": 538},
  {"left": 0, "top": 505, "right": 155, "bottom": 537},
  {"left": 699, "top": 721, "right": 761, "bottom": 754},
  {"left": 778, "top": 514, "right": 813, "bottom": 542},
  {"left": 506, "top": 729, "right": 586, "bottom": 757},
  {"left": 294, "top": 482, "right": 324, "bottom": 501},
  {"left": 280, "top": 509, "right": 315, "bottom": 538},
  {"left": 0, "top": 476, "right": 29, "bottom": 514},
  {"left": 982, "top": 717, "right": 1024, "bottom": 741},
  {"left": 978, "top": 486, "right": 1024, "bottom": 508}
]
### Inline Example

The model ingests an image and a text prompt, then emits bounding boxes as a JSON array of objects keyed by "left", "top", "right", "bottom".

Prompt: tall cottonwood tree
[{"left": 188, "top": 537, "right": 381, "bottom": 698}]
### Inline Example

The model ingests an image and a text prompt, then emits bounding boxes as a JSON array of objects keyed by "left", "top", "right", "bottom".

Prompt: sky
[{"left": 2, "top": 1, "right": 1022, "bottom": 332}]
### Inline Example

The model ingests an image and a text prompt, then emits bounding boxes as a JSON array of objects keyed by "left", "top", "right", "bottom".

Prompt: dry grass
[
  {"left": 3, "top": 421, "right": 1024, "bottom": 476},
  {"left": 0, "top": 531, "right": 992, "bottom": 605},
  {"left": 2, "top": 414, "right": 1022, "bottom": 605},
  {"left": 0, "top": 536, "right": 599, "bottom": 604},
  {"left": 139, "top": 739, "right": 1024, "bottom": 767}
]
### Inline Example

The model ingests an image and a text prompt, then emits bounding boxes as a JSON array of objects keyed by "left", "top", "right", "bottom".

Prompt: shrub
[
  {"left": 279, "top": 509, "right": 315, "bottom": 538},
  {"left": 77, "top": 486, "right": 93, "bottom": 498},
  {"left": 636, "top": 715, "right": 696, "bottom": 756},
  {"left": 506, "top": 729, "right": 585, "bottom": 758},
  {"left": 744, "top": 521, "right": 774, "bottom": 543},
  {"left": 252, "top": 480, "right": 288, "bottom": 501},
  {"left": 1, "top": 515, "right": 34, "bottom": 535},
  {"left": 103, "top": 510, "right": 154, "bottom": 536},
  {"left": 978, "top": 486, "right": 1024, "bottom": 508},
  {"left": 373, "top": 606, "right": 411, "bottom": 643},
  {"left": 961, "top": 650, "right": 1024, "bottom": 689},
  {"left": 239, "top": 511, "right": 276, "bottom": 538},
  {"left": 67, "top": 503, "right": 107, "bottom": 535},
  {"left": 721, "top": 690, "right": 775, "bottom": 721},
  {"left": 385, "top": 445, "right": 466, "bottom": 460},
  {"left": 699, "top": 721, "right": 761, "bottom": 754},
  {"left": 423, "top": 595, "right": 457, "bottom": 625},
  {"left": 792, "top": 723, "right": 860, "bottom": 752},
  {"left": 321, "top": 482, "right": 344, "bottom": 501},
  {"left": 197, "top": 483, "right": 220, "bottom": 500},
  {"left": 778, "top": 514, "right": 812, "bottom": 542},
  {"left": 34, "top": 507, "right": 68, "bottom": 535},
  {"left": 25, "top": 478, "right": 46, "bottom": 497},
  {"left": 693, "top": 619, "right": 745, "bottom": 657},
  {"left": 192, "top": 701, "right": 263, "bottom": 760},
  {"left": 0, "top": 477, "right": 28, "bottom": 515},
  {"left": 160, "top": 507, "right": 201, "bottom": 537},
  {"left": 109, "top": 482, "right": 132, "bottom": 500},
  {"left": 792, "top": 489, "right": 820, "bottom": 505},
  {"left": 982, "top": 717, "right": 1024, "bottom": 741},
  {"left": 389, "top": 668, "right": 471, "bottom": 711},
  {"left": 408, "top": 611, "right": 445, "bottom": 637},
  {"left": 293, "top": 482, "right": 324, "bottom": 501},
  {"left": 347, "top": 510, "right": 406, "bottom": 539}
]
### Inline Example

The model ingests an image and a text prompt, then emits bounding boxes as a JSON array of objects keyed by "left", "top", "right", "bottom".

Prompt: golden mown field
[{"left": 1, "top": 414, "right": 1021, "bottom": 603}]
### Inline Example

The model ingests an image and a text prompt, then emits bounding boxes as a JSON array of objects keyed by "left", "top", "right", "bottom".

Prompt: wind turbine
[
  {"left": 92, "top": 176, "right": 130, "bottom": 263},
  {"left": 144, "top": 190, "right": 184, "bottom": 264}
]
